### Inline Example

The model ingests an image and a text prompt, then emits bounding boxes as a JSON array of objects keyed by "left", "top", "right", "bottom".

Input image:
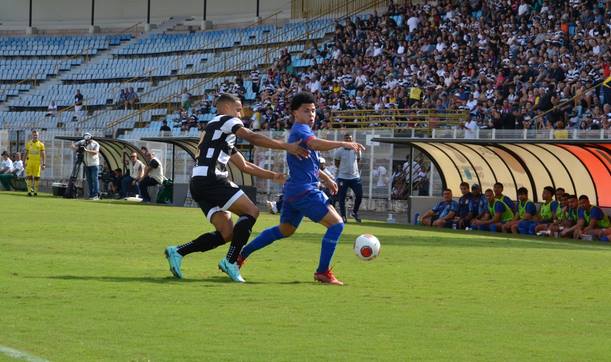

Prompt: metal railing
[{"left": 330, "top": 108, "right": 468, "bottom": 130}]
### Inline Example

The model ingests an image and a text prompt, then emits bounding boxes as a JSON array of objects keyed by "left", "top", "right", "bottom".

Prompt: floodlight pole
[
  {"left": 146, "top": 0, "right": 151, "bottom": 25},
  {"left": 91, "top": 0, "right": 95, "bottom": 26},
  {"left": 28, "top": 0, "right": 32, "bottom": 27},
  {"left": 256, "top": 0, "right": 260, "bottom": 17},
  {"left": 203, "top": 0, "right": 207, "bottom": 21}
]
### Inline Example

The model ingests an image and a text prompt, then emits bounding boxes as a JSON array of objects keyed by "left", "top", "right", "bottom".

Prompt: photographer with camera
[{"left": 71, "top": 132, "right": 100, "bottom": 200}]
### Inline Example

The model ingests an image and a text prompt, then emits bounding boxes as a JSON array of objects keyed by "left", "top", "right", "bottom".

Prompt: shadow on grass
[{"left": 35, "top": 275, "right": 308, "bottom": 286}]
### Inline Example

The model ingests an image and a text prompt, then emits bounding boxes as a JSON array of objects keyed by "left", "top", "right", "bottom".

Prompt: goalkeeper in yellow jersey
[{"left": 24, "top": 129, "right": 46, "bottom": 196}]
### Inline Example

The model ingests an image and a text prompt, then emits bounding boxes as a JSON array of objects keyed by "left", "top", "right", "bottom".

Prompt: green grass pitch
[{"left": 1, "top": 192, "right": 611, "bottom": 361}]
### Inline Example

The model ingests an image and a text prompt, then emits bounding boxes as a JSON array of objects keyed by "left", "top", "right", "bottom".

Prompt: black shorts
[{"left": 190, "top": 176, "right": 245, "bottom": 221}]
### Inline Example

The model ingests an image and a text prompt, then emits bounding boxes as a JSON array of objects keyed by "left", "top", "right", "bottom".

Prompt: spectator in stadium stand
[
  {"left": 238, "top": 1, "right": 609, "bottom": 131},
  {"left": 160, "top": 120, "right": 171, "bottom": 135},
  {"left": 46, "top": 101, "right": 57, "bottom": 117},
  {"left": 181, "top": 88, "right": 192, "bottom": 110},
  {"left": 118, "top": 89, "right": 128, "bottom": 110},
  {"left": 574, "top": 195, "right": 610, "bottom": 240},
  {"left": 126, "top": 87, "right": 139, "bottom": 109},
  {"left": 74, "top": 89, "right": 84, "bottom": 120},
  {"left": 120, "top": 152, "right": 144, "bottom": 198},
  {"left": 471, "top": 188, "right": 514, "bottom": 232},
  {"left": 139, "top": 152, "right": 165, "bottom": 203},
  {"left": 421, "top": 188, "right": 459, "bottom": 228},
  {"left": 504, "top": 187, "right": 537, "bottom": 234}
]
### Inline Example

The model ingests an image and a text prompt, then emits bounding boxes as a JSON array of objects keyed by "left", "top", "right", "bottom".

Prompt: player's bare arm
[
  {"left": 307, "top": 137, "right": 365, "bottom": 152},
  {"left": 318, "top": 169, "right": 338, "bottom": 195},
  {"left": 230, "top": 151, "right": 285, "bottom": 184},
  {"left": 235, "top": 127, "right": 309, "bottom": 159},
  {"left": 41, "top": 149, "right": 46, "bottom": 169}
]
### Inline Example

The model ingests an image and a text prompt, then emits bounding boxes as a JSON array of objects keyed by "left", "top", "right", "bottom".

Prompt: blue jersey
[
  {"left": 457, "top": 193, "right": 472, "bottom": 218},
  {"left": 432, "top": 200, "right": 459, "bottom": 218},
  {"left": 283, "top": 122, "right": 320, "bottom": 198}
]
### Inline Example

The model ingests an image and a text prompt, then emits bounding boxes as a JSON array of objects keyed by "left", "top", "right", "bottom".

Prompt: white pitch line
[{"left": 0, "top": 345, "right": 49, "bottom": 362}]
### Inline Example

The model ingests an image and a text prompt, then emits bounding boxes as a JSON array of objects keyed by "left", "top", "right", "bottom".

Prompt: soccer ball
[{"left": 353, "top": 234, "right": 381, "bottom": 261}]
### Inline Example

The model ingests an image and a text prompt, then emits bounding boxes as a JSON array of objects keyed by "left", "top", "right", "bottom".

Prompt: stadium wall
[{"left": 0, "top": 0, "right": 291, "bottom": 31}]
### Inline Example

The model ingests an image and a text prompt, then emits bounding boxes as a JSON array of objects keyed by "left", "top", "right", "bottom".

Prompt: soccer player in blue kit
[{"left": 238, "top": 92, "right": 365, "bottom": 285}]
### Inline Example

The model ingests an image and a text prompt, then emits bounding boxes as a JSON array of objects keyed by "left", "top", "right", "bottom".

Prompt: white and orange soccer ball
[{"left": 353, "top": 234, "right": 381, "bottom": 261}]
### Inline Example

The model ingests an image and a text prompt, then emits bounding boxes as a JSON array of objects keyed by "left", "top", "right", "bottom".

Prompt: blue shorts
[{"left": 280, "top": 189, "right": 330, "bottom": 227}]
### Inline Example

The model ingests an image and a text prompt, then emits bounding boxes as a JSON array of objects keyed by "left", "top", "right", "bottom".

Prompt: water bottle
[
  {"left": 386, "top": 213, "right": 396, "bottom": 224},
  {"left": 452, "top": 222, "right": 457, "bottom": 230},
  {"left": 414, "top": 212, "right": 420, "bottom": 225}
]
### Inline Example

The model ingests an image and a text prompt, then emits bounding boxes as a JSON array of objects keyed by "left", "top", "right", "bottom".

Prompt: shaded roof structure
[
  {"left": 55, "top": 136, "right": 146, "bottom": 171},
  {"left": 374, "top": 138, "right": 611, "bottom": 207},
  {"left": 141, "top": 137, "right": 253, "bottom": 186}
]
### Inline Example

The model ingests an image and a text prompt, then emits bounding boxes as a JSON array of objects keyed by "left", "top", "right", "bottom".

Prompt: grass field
[{"left": 1, "top": 192, "right": 611, "bottom": 361}]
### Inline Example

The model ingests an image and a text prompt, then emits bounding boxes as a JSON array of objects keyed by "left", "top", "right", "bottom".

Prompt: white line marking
[{"left": 0, "top": 345, "right": 49, "bottom": 362}]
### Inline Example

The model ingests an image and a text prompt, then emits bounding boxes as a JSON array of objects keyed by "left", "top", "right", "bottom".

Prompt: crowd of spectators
[{"left": 237, "top": 0, "right": 610, "bottom": 131}]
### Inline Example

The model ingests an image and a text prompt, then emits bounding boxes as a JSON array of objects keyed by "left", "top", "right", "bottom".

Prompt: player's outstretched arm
[
  {"left": 319, "top": 170, "right": 338, "bottom": 195},
  {"left": 235, "top": 127, "right": 308, "bottom": 159},
  {"left": 229, "top": 151, "right": 285, "bottom": 183},
  {"left": 307, "top": 137, "right": 365, "bottom": 152}
]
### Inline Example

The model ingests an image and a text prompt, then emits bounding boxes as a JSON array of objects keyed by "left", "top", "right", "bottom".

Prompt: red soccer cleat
[
  {"left": 237, "top": 255, "right": 246, "bottom": 269},
  {"left": 314, "top": 269, "right": 344, "bottom": 285}
]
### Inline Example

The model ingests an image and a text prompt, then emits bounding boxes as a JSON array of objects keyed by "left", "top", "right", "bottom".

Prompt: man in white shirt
[
  {"left": 72, "top": 133, "right": 100, "bottom": 200},
  {"left": 0, "top": 152, "right": 23, "bottom": 190},
  {"left": 334, "top": 134, "right": 363, "bottom": 223},
  {"left": 0, "top": 151, "right": 13, "bottom": 190},
  {"left": 121, "top": 152, "right": 145, "bottom": 198},
  {"left": 139, "top": 152, "right": 165, "bottom": 203},
  {"left": 0, "top": 151, "right": 12, "bottom": 174}
]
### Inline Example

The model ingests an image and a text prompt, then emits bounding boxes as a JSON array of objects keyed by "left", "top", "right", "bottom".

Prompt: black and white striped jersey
[{"left": 193, "top": 115, "right": 244, "bottom": 179}]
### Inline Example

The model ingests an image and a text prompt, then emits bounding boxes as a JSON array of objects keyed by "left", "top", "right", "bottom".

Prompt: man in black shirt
[{"left": 164, "top": 94, "right": 308, "bottom": 283}]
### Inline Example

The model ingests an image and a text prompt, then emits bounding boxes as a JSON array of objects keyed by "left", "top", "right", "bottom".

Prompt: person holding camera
[{"left": 71, "top": 132, "right": 100, "bottom": 200}]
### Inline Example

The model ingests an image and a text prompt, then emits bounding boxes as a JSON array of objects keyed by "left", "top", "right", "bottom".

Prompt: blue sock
[
  {"left": 316, "top": 223, "right": 344, "bottom": 273},
  {"left": 240, "top": 226, "right": 285, "bottom": 259}
]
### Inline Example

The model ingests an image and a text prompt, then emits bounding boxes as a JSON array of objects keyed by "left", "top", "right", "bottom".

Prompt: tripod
[{"left": 64, "top": 149, "right": 87, "bottom": 199}]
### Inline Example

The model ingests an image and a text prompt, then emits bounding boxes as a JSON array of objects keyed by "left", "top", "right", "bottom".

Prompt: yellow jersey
[{"left": 26, "top": 140, "right": 45, "bottom": 164}]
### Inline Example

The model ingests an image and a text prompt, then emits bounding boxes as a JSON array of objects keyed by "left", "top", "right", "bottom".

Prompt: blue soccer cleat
[
  {"left": 164, "top": 246, "right": 183, "bottom": 279},
  {"left": 218, "top": 257, "right": 245, "bottom": 283}
]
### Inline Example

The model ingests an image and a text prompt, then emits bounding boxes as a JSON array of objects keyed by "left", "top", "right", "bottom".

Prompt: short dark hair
[
  {"left": 567, "top": 194, "right": 577, "bottom": 200},
  {"left": 544, "top": 186, "right": 555, "bottom": 194},
  {"left": 578, "top": 195, "right": 589, "bottom": 201},
  {"left": 517, "top": 187, "right": 528, "bottom": 195},
  {"left": 442, "top": 188, "right": 452, "bottom": 193},
  {"left": 290, "top": 92, "right": 316, "bottom": 111},
  {"left": 460, "top": 182, "right": 469, "bottom": 188},
  {"left": 556, "top": 187, "right": 565, "bottom": 193},
  {"left": 217, "top": 93, "right": 241, "bottom": 105},
  {"left": 484, "top": 188, "right": 493, "bottom": 194},
  {"left": 493, "top": 182, "right": 503, "bottom": 188}
]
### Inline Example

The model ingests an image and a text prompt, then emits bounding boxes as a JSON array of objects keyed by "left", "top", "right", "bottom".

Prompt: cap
[
  {"left": 83, "top": 132, "right": 92, "bottom": 140},
  {"left": 471, "top": 183, "right": 481, "bottom": 190},
  {"left": 319, "top": 157, "right": 326, "bottom": 164}
]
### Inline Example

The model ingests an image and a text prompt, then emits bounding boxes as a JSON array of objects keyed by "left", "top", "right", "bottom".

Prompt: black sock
[
  {"left": 226, "top": 215, "right": 257, "bottom": 263},
  {"left": 177, "top": 231, "right": 226, "bottom": 256}
]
